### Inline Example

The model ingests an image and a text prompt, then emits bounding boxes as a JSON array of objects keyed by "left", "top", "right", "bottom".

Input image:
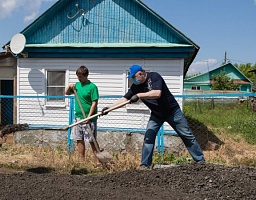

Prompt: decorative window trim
[
  {"left": 44, "top": 69, "right": 68, "bottom": 107},
  {"left": 44, "top": 104, "right": 66, "bottom": 109}
]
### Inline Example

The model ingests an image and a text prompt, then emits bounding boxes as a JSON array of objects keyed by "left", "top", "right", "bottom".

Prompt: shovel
[
  {"left": 73, "top": 89, "right": 113, "bottom": 164},
  {"left": 65, "top": 99, "right": 131, "bottom": 129}
]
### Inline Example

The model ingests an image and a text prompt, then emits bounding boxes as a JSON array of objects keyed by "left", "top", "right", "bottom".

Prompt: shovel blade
[{"left": 96, "top": 151, "right": 113, "bottom": 163}]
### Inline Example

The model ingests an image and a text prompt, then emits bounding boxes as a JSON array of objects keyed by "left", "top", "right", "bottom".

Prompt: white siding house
[
  {"left": 17, "top": 58, "right": 184, "bottom": 132},
  {"left": 3, "top": 0, "right": 199, "bottom": 134}
]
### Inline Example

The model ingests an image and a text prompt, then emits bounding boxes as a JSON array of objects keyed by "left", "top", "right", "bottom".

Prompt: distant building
[
  {"left": 184, "top": 63, "right": 252, "bottom": 92},
  {"left": 248, "top": 69, "right": 256, "bottom": 92}
]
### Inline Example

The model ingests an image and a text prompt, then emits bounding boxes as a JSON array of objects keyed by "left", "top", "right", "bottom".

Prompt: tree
[
  {"left": 211, "top": 71, "right": 240, "bottom": 90},
  {"left": 235, "top": 63, "right": 256, "bottom": 82}
]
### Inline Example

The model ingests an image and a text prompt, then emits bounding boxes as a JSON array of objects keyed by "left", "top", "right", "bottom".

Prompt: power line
[{"left": 228, "top": 58, "right": 256, "bottom": 65}]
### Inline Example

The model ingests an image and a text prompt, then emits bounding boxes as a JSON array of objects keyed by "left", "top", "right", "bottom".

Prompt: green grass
[
  {"left": 153, "top": 153, "right": 192, "bottom": 165},
  {"left": 184, "top": 100, "right": 256, "bottom": 144}
]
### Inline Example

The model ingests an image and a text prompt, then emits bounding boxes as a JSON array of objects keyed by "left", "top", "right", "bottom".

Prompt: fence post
[
  {"left": 67, "top": 96, "right": 75, "bottom": 152},
  {"left": 157, "top": 125, "right": 164, "bottom": 153}
]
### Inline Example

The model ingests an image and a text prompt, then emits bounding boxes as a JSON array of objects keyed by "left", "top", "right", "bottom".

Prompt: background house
[
  {"left": 3, "top": 0, "right": 199, "bottom": 132},
  {"left": 0, "top": 52, "right": 17, "bottom": 125},
  {"left": 248, "top": 69, "right": 256, "bottom": 92},
  {"left": 184, "top": 62, "right": 252, "bottom": 93}
]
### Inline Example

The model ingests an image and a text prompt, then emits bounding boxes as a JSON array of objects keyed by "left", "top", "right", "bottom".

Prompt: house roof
[
  {"left": 25, "top": 43, "right": 192, "bottom": 48},
  {"left": 3, "top": 0, "right": 199, "bottom": 75},
  {"left": 185, "top": 62, "right": 252, "bottom": 84},
  {"left": 0, "top": 52, "right": 12, "bottom": 60}
]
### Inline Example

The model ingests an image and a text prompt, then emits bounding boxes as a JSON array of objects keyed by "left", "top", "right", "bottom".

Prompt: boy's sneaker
[
  {"left": 197, "top": 160, "right": 206, "bottom": 164},
  {"left": 137, "top": 165, "right": 150, "bottom": 170}
]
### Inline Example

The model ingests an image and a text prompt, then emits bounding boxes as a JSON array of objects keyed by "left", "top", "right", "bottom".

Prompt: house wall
[
  {"left": 184, "top": 84, "right": 211, "bottom": 91},
  {"left": 0, "top": 57, "right": 16, "bottom": 77},
  {"left": 17, "top": 58, "right": 184, "bottom": 131},
  {"left": 210, "top": 66, "right": 243, "bottom": 80},
  {"left": 0, "top": 67, "right": 16, "bottom": 80}
]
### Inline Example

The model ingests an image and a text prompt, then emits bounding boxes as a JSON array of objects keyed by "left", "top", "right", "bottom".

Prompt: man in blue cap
[{"left": 102, "top": 64, "right": 205, "bottom": 169}]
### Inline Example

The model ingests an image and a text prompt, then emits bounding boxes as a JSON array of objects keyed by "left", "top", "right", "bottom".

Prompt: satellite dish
[{"left": 10, "top": 33, "right": 26, "bottom": 55}]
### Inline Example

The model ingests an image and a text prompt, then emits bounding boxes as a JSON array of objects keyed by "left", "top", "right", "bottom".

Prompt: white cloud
[
  {"left": 24, "top": 11, "right": 39, "bottom": 22},
  {"left": 187, "top": 58, "right": 217, "bottom": 76},
  {"left": 0, "top": 0, "right": 22, "bottom": 19},
  {"left": 254, "top": 0, "right": 256, "bottom": 5},
  {"left": 0, "top": 0, "right": 56, "bottom": 22}
]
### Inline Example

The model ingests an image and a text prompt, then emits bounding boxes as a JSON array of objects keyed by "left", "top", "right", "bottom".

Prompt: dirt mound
[
  {"left": 0, "top": 124, "right": 28, "bottom": 137},
  {"left": 0, "top": 163, "right": 255, "bottom": 200}
]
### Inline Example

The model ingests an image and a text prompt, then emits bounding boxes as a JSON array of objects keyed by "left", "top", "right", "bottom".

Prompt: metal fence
[{"left": 1, "top": 93, "right": 256, "bottom": 153}]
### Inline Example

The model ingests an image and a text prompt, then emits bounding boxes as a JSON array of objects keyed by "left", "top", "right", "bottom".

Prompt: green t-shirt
[{"left": 75, "top": 81, "right": 99, "bottom": 121}]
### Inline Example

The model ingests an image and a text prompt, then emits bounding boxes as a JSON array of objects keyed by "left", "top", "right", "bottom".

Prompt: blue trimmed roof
[
  {"left": 23, "top": 0, "right": 197, "bottom": 45},
  {"left": 5, "top": 0, "right": 200, "bottom": 74}
]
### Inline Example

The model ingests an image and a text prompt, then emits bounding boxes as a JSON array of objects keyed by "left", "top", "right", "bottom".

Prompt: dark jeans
[{"left": 141, "top": 107, "right": 205, "bottom": 167}]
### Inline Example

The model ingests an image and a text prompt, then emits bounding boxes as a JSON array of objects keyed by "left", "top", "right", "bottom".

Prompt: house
[
  {"left": 0, "top": 52, "right": 17, "bottom": 125},
  {"left": 248, "top": 69, "right": 256, "bottom": 112},
  {"left": 248, "top": 69, "right": 256, "bottom": 92},
  {"left": 184, "top": 63, "right": 252, "bottom": 92},
  {"left": 2, "top": 0, "right": 199, "bottom": 133}
]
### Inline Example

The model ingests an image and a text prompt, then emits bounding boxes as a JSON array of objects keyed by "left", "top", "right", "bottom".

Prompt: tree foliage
[
  {"left": 235, "top": 63, "right": 256, "bottom": 82},
  {"left": 211, "top": 71, "right": 240, "bottom": 90}
]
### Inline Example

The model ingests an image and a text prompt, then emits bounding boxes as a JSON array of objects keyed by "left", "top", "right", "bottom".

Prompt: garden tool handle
[
  {"left": 73, "top": 89, "right": 100, "bottom": 152},
  {"left": 73, "top": 89, "right": 85, "bottom": 118},
  {"left": 66, "top": 99, "right": 131, "bottom": 129}
]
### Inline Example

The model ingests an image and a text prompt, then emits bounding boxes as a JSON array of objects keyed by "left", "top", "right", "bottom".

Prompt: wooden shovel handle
[
  {"left": 73, "top": 89, "right": 100, "bottom": 152},
  {"left": 66, "top": 99, "right": 130, "bottom": 129}
]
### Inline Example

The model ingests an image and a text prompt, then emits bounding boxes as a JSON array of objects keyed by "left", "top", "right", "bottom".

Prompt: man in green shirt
[{"left": 65, "top": 65, "right": 101, "bottom": 166}]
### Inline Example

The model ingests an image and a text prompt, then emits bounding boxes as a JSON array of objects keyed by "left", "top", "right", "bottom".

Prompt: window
[
  {"left": 191, "top": 86, "right": 201, "bottom": 90},
  {"left": 47, "top": 71, "right": 66, "bottom": 102}
]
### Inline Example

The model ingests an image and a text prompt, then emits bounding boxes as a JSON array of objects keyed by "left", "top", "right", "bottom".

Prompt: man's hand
[
  {"left": 83, "top": 120, "right": 91, "bottom": 124},
  {"left": 65, "top": 84, "right": 75, "bottom": 95},
  {"left": 69, "top": 84, "right": 75, "bottom": 92},
  {"left": 130, "top": 94, "right": 139, "bottom": 103},
  {"left": 101, "top": 107, "right": 109, "bottom": 115}
]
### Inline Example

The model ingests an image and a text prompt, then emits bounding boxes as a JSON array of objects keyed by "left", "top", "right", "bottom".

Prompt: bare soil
[
  {"left": 0, "top": 163, "right": 256, "bottom": 200},
  {"left": 1, "top": 124, "right": 256, "bottom": 200}
]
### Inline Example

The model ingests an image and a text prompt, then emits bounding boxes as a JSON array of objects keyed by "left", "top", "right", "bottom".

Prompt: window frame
[
  {"left": 191, "top": 85, "right": 201, "bottom": 90},
  {"left": 44, "top": 69, "right": 68, "bottom": 108}
]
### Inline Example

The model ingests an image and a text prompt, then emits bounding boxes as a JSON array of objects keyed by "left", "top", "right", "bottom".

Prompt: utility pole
[
  {"left": 224, "top": 51, "right": 227, "bottom": 64},
  {"left": 203, "top": 60, "right": 210, "bottom": 82}
]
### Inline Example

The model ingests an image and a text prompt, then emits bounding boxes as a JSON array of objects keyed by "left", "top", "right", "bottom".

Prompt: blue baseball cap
[{"left": 127, "top": 64, "right": 142, "bottom": 78}]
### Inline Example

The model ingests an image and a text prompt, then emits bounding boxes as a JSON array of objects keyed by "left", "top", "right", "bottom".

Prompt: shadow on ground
[
  {"left": 26, "top": 167, "right": 55, "bottom": 174},
  {"left": 70, "top": 168, "right": 89, "bottom": 175},
  {"left": 186, "top": 116, "right": 224, "bottom": 151}
]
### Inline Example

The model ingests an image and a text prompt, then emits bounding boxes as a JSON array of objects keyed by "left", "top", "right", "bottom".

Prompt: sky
[{"left": 0, "top": 0, "right": 256, "bottom": 75}]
